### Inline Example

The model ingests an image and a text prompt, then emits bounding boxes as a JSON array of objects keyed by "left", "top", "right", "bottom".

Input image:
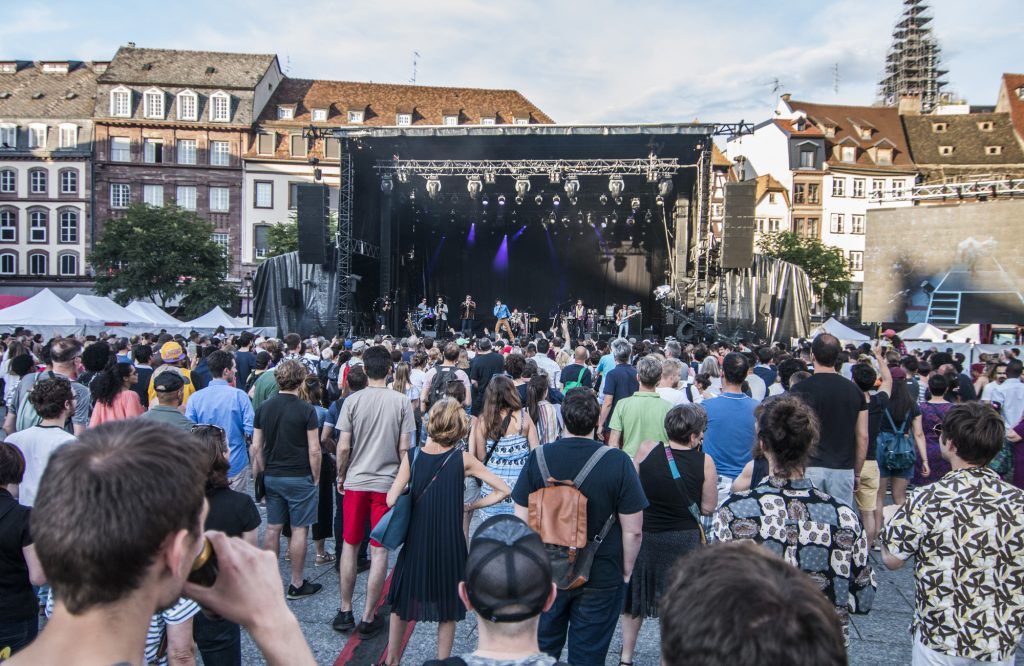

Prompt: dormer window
[
  {"left": 176, "top": 90, "right": 197, "bottom": 121},
  {"left": 986, "top": 145, "right": 1003, "bottom": 155},
  {"left": 1017, "top": 86, "right": 1024, "bottom": 100},
  {"left": 143, "top": 88, "right": 164, "bottom": 119},
  {"left": 481, "top": 117, "right": 496, "bottom": 126},
  {"left": 347, "top": 110, "right": 364, "bottom": 124},
  {"left": 876, "top": 147, "right": 893, "bottom": 166},
  {"left": 512, "top": 116, "right": 529, "bottom": 126},
  {"left": 840, "top": 146, "right": 856, "bottom": 163},
  {"left": 939, "top": 145, "right": 954, "bottom": 156},
  {"left": 932, "top": 122, "right": 948, "bottom": 133},
  {"left": 978, "top": 121, "right": 993, "bottom": 131},
  {"left": 311, "top": 109, "right": 327, "bottom": 122},
  {"left": 41, "top": 62, "right": 69, "bottom": 74},
  {"left": 0, "top": 62, "right": 15, "bottom": 74},
  {"left": 277, "top": 106, "right": 294, "bottom": 120},
  {"left": 28, "top": 123, "right": 47, "bottom": 149},
  {"left": 824, "top": 126, "right": 836, "bottom": 138},
  {"left": 110, "top": 86, "right": 131, "bottom": 118},
  {"left": 209, "top": 91, "right": 230, "bottom": 122},
  {"left": 396, "top": 113, "right": 412, "bottom": 126},
  {"left": 58, "top": 123, "right": 78, "bottom": 149},
  {"left": 443, "top": 114, "right": 459, "bottom": 126},
  {"left": 858, "top": 128, "right": 872, "bottom": 140}
]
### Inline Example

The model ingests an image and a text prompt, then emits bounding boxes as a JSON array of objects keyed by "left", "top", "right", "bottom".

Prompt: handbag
[
  {"left": 370, "top": 448, "right": 457, "bottom": 550},
  {"left": 663, "top": 444, "right": 707, "bottom": 544}
]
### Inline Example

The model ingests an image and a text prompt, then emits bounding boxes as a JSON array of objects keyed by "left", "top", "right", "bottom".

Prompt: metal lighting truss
[
  {"left": 335, "top": 139, "right": 355, "bottom": 336},
  {"left": 373, "top": 157, "right": 691, "bottom": 180},
  {"left": 869, "top": 178, "right": 1024, "bottom": 203}
]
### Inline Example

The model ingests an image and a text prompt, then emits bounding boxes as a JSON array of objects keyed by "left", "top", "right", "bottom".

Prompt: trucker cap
[{"left": 465, "top": 515, "right": 553, "bottom": 623}]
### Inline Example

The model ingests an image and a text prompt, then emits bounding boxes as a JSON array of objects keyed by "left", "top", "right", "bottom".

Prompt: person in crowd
[
  {"left": 0, "top": 442, "right": 46, "bottom": 656},
  {"left": 929, "top": 352, "right": 977, "bottom": 402},
  {"left": 985, "top": 358, "right": 1024, "bottom": 487},
  {"left": 89, "top": 360, "right": 144, "bottom": 427},
  {"left": 532, "top": 338, "right": 561, "bottom": 389},
  {"left": 383, "top": 399, "right": 511, "bottom": 665},
  {"left": 697, "top": 356, "right": 722, "bottom": 395},
  {"left": 472, "top": 375, "right": 538, "bottom": 518},
  {"left": 9, "top": 420, "right": 315, "bottom": 666},
  {"left": 752, "top": 347, "right": 777, "bottom": 389},
  {"left": 608, "top": 356, "right": 672, "bottom": 456},
  {"left": 186, "top": 350, "right": 256, "bottom": 492},
  {"left": 138, "top": 371, "right": 194, "bottom": 431},
  {"left": 882, "top": 401, "right": 1024, "bottom": 665},
  {"left": 192, "top": 346, "right": 213, "bottom": 391},
  {"left": 620, "top": 403, "right": 717, "bottom": 666},
  {"left": 512, "top": 388, "right": 647, "bottom": 666},
  {"left": 191, "top": 424, "right": 261, "bottom": 666},
  {"left": 0, "top": 340, "right": 29, "bottom": 404},
  {"left": 280, "top": 333, "right": 318, "bottom": 377},
  {"left": 559, "top": 346, "right": 592, "bottom": 391},
  {"left": 421, "top": 343, "right": 472, "bottom": 415},
  {"left": 912, "top": 373, "right": 954, "bottom": 487},
  {"left": 250, "top": 359, "right": 323, "bottom": 601},
  {"left": 788, "top": 334, "right": 867, "bottom": 509},
  {"left": 851, "top": 356, "right": 886, "bottom": 550},
  {"left": 660, "top": 540, "right": 847, "bottom": 666},
  {"left": 4, "top": 338, "right": 90, "bottom": 436},
  {"left": 334, "top": 346, "right": 414, "bottom": 637},
  {"left": 245, "top": 350, "right": 272, "bottom": 394},
  {"left": 422, "top": 514, "right": 558, "bottom": 666},
  {"left": 131, "top": 344, "right": 154, "bottom": 409},
  {"left": 655, "top": 357, "right": 690, "bottom": 405},
  {"left": 773, "top": 357, "right": 806, "bottom": 395},
  {"left": 526, "top": 373, "right": 562, "bottom": 445},
  {"left": 233, "top": 332, "right": 257, "bottom": 390},
  {"left": 5, "top": 376, "right": 77, "bottom": 507},
  {"left": 76, "top": 339, "right": 110, "bottom": 391},
  {"left": 715, "top": 394, "right": 875, "bottom": 638},
  {"left": 700, "top": 352, "right": 759, "bottom": 506},
  {"left": 597, "top": 338, "right": 639, "bottom": 439},
  {"left": 468, "top": 337, "right": 506, "bottom": 418},
  {"left": 147, "top": 341, "right": 197, "bottom": 407},
  {"left": 299, "top": 376, "right": 335, "bottom": 567},
  {"left": 1, "top": 354, "right": 34, "bottom": 416}
]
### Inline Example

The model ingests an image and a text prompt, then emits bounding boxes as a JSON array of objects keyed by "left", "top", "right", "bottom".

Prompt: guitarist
[{"left": 616, "top": 304, "right": 632, "bottom": 338}]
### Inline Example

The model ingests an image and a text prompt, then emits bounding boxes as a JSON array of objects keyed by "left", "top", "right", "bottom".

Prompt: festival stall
[
  {"left": 897, "top": 322, "right": 947, "bottom": 342},
  {"left": 68, "top": 295, "right": 153, "bottom": 331},
  {"left": 810, "top": 317, "right": 870, "bottom": 344},
  {"left": 0, "top": 289, "right": 105, "bottom": 337},
  {"left": 184, "top": 306, "right": 275, "bottom": 337}
]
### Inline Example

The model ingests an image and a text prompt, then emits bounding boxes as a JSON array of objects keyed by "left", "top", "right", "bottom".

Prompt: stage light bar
[{"left": 374, "top": 157, "right": 686, "bottom": 179}]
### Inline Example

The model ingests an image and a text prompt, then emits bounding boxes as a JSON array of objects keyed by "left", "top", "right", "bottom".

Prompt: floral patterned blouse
[{"left": 714, "top": 476, "right": 876, "bottom": 630}]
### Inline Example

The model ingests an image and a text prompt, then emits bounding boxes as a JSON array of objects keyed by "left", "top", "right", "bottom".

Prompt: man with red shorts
[{"left": 333, "top": 345, "right": 414, "bottom": 637}]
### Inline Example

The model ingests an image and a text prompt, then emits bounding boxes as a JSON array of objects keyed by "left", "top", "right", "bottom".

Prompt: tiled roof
[
  {"left": 786, "top": 100, "right": 914, "bottom": 170},
  {"left": 902, "top": 112, "right": 1024, "bottom": 165},
  {"left": 0, "top": 61, "right": 98, "bottom": 118},
  {"left": 256, "top": 78, "right": 554, "bottom": 126},
  {"left": 755, "top": 174, "right": 789, "bottom": 205},
  {"left": 999, "top": 73, "right": 1024, "bottom": 141},
  {"left": 774, "top": 118, "right": 825, "bottom": 138},
  {"left": 98, "top": 47, "right": 277, "bottom": 89},
  {"left": 711, "top": 143, "right": 732, "bottom": 167}
]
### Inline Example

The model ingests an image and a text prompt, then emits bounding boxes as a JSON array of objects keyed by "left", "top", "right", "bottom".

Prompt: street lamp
[{"left": 242, "top": 272, "right": 254, "bottom": 326}]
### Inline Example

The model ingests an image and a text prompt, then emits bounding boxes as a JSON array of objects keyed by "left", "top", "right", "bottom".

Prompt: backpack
[
  {"left": 426, "top": 366, "right": 460, "bottom": 408},
  {"left": 562, "top": 365, "right": 587, "bottom": 391},
  {"left": 877, "top": 408, "right": 915, "bottom": 472},
  {"left": 15, "top": 371, "right": 56, "bottom": 432},
  {"left": 325, "top": 362, "right": 342, "bottom": 402},
  {"left": 528, "top": 445, "right": 616, "bottom": 590}
]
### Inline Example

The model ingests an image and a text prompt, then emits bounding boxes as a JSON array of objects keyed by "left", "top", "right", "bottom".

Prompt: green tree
[
  {"left": 265, "top": 211, "right": 338, "bottom": 259},
  {"left": 757, "top": 231, "right": 852, "bottom": 314},
  {"left": 88, "top": 204, "right": 236, "bottom": 319}
]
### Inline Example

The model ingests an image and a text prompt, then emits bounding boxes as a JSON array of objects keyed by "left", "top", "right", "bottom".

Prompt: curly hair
[
  {"left": 756, "top": 395, "right": 820, "bottom": 478},
  {"left": 273, "top": 359, "right": 307, "bottom": 391},
  {"left": 90, "top": 362, "right": 134, "bottom": 406},
  {"left": 29, "top": 376, "right": 75, "bottom": 419}
]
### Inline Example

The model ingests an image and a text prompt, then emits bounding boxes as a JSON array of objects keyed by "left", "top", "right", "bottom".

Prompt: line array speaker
[
  {"left": 720, "top": 180, "right": 757, "bottom": 270},
  {"left": 296, "top": 183, "right": 329, "bottom": 265}
]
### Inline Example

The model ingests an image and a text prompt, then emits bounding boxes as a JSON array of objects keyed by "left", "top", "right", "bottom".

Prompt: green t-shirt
[
  {"left": 609, "top": 391, "right": 672, "bottom": 457},
  {"left": 251, "top": 368, "right": 279, "bottom": 410}
]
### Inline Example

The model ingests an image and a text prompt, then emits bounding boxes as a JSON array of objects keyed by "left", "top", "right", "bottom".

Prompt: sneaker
[
  {"left": 357, "top": 613, "right": 386, "bottom": 639},
  {"left": 357, "top": 558, "right": 372, "bottom": 573},
  {"left": 332, "top": 609, "right": 355, "bottom": 632},
  {"left": 286, "top": 580, "right": 322, "bottom": 600}
]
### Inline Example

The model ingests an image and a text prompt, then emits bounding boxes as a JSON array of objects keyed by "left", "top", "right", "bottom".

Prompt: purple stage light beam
[
  {"left": 426, "top": 235, "right": 446, "bottom": 277},
  {"left": 492, "top": 234, "right": 509, "bottom": 273},
  {"left": 468, "top": 223, "right": 476, "bottom": 246},
  {"left": 511, "top": 225, "right": 527, "bottom": 241}
]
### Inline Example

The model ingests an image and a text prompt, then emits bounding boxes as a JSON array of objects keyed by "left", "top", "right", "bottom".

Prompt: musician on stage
[
  {"left": 436, "top": 297, "right": 449, "bottom": 334},
  {"left": 509, "top": 308, "right": 523, "bottom": 338},
  {"left": 571, "top": 299, "right": 586, "bottom": 342},
  {"left": 493, "top": 299, "right": 514, "bottom": 341},
  {"left": 459, "top": 295, "right": 476, "bottom": 336},
  {"left": 416, "top": 298, "right": 430, "bottom": 316},
  {"left": 373, "top": 295, "right": 391, "bottom": 333},
  {"left": 616, "top": 303, "right": 631, "bottom": 338}
]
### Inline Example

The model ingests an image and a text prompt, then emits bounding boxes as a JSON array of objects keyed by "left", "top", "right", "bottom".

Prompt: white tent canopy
[
  {"left": 810, "top": 317, "right": 870, "bottom": 342},
  {"left": 68, "top": 295, "right": 150, "bottom": 328},
  {"left": 947, "top": 324, "right": 981, "bottom": 343},
  {"left": 0, "top": 289, "right": 104, "bottom": 337},
  {"left": 897, "top": 322, "right": 947, "bottom": 342},
  {"left": 184, "top": 306, "right": 247, "bottom": 331},
  {"left": 125, "top": 300, "right": 186, "bottom": 327}
]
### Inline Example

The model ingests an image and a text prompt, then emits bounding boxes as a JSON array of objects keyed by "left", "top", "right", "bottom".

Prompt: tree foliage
[
  {"left": 757, "top": 231, "right": 852, "bottom": 313},
  {"left": 265, "top": 211, "right": 338, "bottom": 259},
  {"left": 89, "top": 205, "right": 236, "bottom": 319}
]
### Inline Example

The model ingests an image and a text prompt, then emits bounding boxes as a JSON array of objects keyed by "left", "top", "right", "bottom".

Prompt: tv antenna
[
  {"left": 410, "top": 51, "right": 420, "bottom": 85},
  {"left": 833, "top": 63, "right": 840, "bottom": 95}
]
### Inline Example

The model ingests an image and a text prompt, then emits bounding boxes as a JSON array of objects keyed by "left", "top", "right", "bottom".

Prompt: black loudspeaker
[
  {"left": 721, "top": 180, "right": 757, "bottom": 269},
  {"left": 296, "top": 184, "right": 329, "bottom": 265},
  {"left": 280, "top": 287, "right": 301, "bottom": 309}
]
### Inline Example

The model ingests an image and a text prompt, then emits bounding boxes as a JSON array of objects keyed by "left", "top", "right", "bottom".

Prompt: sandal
[{"left": 316, "top": 552, "right": 337, "bottom": 566}]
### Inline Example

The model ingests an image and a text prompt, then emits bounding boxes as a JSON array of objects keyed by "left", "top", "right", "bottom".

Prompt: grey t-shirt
[
  {"left": 337, "top": 386, "right": 414, "bottom": 493},
  {"left": 9, "top": 370, "right": 91, "bottom": 431},
  {"left": 137, "top": 405, "right": 195, "bottom": 432}
]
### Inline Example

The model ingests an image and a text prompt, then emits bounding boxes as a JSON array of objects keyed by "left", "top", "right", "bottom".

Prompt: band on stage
[{"left": 376, "top": 293, "right": 642, "bottom": 341}]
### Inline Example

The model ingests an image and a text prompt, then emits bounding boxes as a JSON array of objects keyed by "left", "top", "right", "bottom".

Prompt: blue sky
[{"left": 3, "top": 0, "right": 1021, "bottom": 124}]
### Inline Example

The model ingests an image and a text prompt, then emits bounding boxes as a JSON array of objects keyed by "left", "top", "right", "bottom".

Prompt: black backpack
[
  {"left": 324, "top": 362, "right": 342, "bottom": 402},
  {"left": 426, "top": 366, "right": 460, "bottom": 408}
]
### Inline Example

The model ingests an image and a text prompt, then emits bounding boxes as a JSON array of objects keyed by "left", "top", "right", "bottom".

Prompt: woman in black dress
[
  {"left": 383, "top": 398, "right": 511, "bottom": 666},
  {"left": 620, "top": 403, "right": 718, "bottom": 666}
]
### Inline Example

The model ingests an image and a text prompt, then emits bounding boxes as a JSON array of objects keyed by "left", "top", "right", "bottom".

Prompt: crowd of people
[{"left": 0, "top": 324, "right": 1022, "bottom": 665}]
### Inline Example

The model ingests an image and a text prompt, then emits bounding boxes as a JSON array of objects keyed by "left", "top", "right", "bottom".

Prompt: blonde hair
[
  {"left": 426, "top": 398, "right": 468, "bottom": 446},
  {"left": 392, "top": 362, "right": 411, "bottom": 395}
]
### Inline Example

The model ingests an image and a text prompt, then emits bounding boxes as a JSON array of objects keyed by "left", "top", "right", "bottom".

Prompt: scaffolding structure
[{"left": 877, "top": 0, "right": 948, "bottom": 112}]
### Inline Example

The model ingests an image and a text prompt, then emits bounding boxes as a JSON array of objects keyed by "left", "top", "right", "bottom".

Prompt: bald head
[{"left": 574, "top": 346, "right": 588, "bottom": 363}]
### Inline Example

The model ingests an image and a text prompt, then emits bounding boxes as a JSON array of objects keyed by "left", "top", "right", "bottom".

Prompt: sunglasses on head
[{"left": 191, "top": 424, "right": 226, "bottom": 435}]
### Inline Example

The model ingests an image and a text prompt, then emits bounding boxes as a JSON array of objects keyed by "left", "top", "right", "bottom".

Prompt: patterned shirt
[
  {"left": 714, "top": 476, "right": 876, "bottom": 629},
  {"left": 882, "top": 466, "right": 1024, "bottom": 662}
]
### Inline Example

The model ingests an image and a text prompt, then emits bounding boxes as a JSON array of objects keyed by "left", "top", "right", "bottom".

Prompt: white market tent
[
  {"left": 0, "top": 289, "right": 104, "bottom": 337},
  {"left": 68, "top": 294, "right": 151, "bottom": 328},
  {"left": 184, "top": 306, "right": 247, "bottom": 331},
  {"left": 125, "top": 300, "right": 187, "bottom": 328},
  {"left": 810, "top": 317, "right": 870, "bottom": 343},
  {"left": 947, "top": 324, "right": 981, "bottom": 343},
  {"left": 897, "top": 322, "right": 947, "bottom": 342}
]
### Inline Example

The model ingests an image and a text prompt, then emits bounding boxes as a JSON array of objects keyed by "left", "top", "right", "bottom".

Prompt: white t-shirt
[
  {"left": 656, "top": 386, "right": 690, "bottom": 406},
  {"left": 532, "top": 354, "right": 561, "bottom": 388},
  {"left": 409, "top": 368, "right": 428, "bottom": 402},
  {"left": 746, "top": 373, "right": 767, "bottom": 401},
  {"left": 6, "top": 425, "right": 77, "bottom": 506}
]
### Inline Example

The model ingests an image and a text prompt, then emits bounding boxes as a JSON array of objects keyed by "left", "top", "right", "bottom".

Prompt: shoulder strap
[
  {"left": 573, "top": 445, "right": 612, "bottom": 487},
  {"left": 536, "top": 445, "right": 552, "bottom": 485},
  {"left": 519, "top": 408, "right": 525, "bottom": 435},
  {"left": 882, "top": 407, "right": 908, "bottom": 435},
  {"left": 663, "top": 443, "right": 704, "bottom": 525}
]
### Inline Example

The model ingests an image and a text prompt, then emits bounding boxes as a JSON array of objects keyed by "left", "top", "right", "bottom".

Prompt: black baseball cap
[
  {"left": 153, "top": 370, "right": 189, "bottom": 392},
  {"left": 466, "top": 515, "right": 552, "bottom": 623}
]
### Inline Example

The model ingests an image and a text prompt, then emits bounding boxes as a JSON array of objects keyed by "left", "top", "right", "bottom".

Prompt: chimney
[
  {"left": 898, "top": 94, "right": 922, "bottom": 116},
  {"left": 781, "top": 93, "right": 791, "bottom": 102}
]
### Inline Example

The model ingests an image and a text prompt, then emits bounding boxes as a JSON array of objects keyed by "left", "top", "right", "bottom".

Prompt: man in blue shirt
[
  {"left": 185, "top": 349, "right": 255, "bottom": 491},
  {"left": 598, "top": 338, "right": 639, "bottom": 439},
  {"left": 701, "top": 352, "right": 759, "bottom": 507},
  {"left": 493, "top": 299, "right": 514, "bottom": 341}
]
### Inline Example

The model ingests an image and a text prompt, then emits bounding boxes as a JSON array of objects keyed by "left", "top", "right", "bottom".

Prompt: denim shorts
[{"left": 264, "top": 475, "right": 318, "bottom": 527}]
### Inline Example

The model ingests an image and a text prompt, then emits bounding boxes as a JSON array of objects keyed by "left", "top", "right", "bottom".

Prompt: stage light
[
  {"left": 626, "top": 213, "right": 636, "bottom": 226},
  {"left": 409, "top": 189, "right": 417, "bottom": 201},
  {"left": 630, "top": 197, "right": 640, "bottom": 211},
  {"left": 552, "top": 195, "right": 561, "bottom": 207},
  {"left": 570, "top": 197, "right": 578, "bottom": 206},
  {"left": 548, "top": 212, "right": 556, "bottom": 223},
  {"left": 608, "top": 176, "right": 625, "bottom": 199},
  {"left": 659, "top": 178, "right": 673, "bottom": 197},
  {"left": 644, "top": 210, "right": 652, "bottom": 223},
  {"left": 601, "top": 216, "right": 608, "bottom": 228},
  {"left": 564, "top": 176, "right": 579, "bottom": 199},
  {"left": 484, "top": 170, "right": 496, "bottom": 184},
  {"left": 599, "top": 193, "right": 608, "bottom": 206},
  {"left": 655, "top": 195, "right": 665, "bottom": 207},
  {"left": 380, "top": 175, "right": 394, "bottom": 194},
  {"left": 497, "top": 194, "right": 506, "bottom": 206},
  {"left": 426, "top": 177, "right": 441, "bottom": 200},
  {"left": 467, "top": 177, "right": 483, "bottom": 200},
  {"left": 548, "top": 169, "right": 561, "bottom": 184},
  {"left": 515, "top": 178, "right": 531, "bottom": 199},
  {"left": 611, "top": 211, "right": 619, "bottom": 224},
  {"left": 577, "top": 212, "right": 585, "bottom": 225},
  {"left": 615, "top": 196, "right": 623, "bottom": 205},
  {"left": 561, "top": 216, "right": 570, "bottom": 226},
  {"left": 397, "top": 169, "right": 409, "bottom": 183},
  {"left": 535, "top": 194, "right": 544, "bottom": 206},
  {"left": 515, "top": 195, "right": 524, "bottom": 205},
  {"left": 482, "top": 194, "right": 490, "bottom": 207}
]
